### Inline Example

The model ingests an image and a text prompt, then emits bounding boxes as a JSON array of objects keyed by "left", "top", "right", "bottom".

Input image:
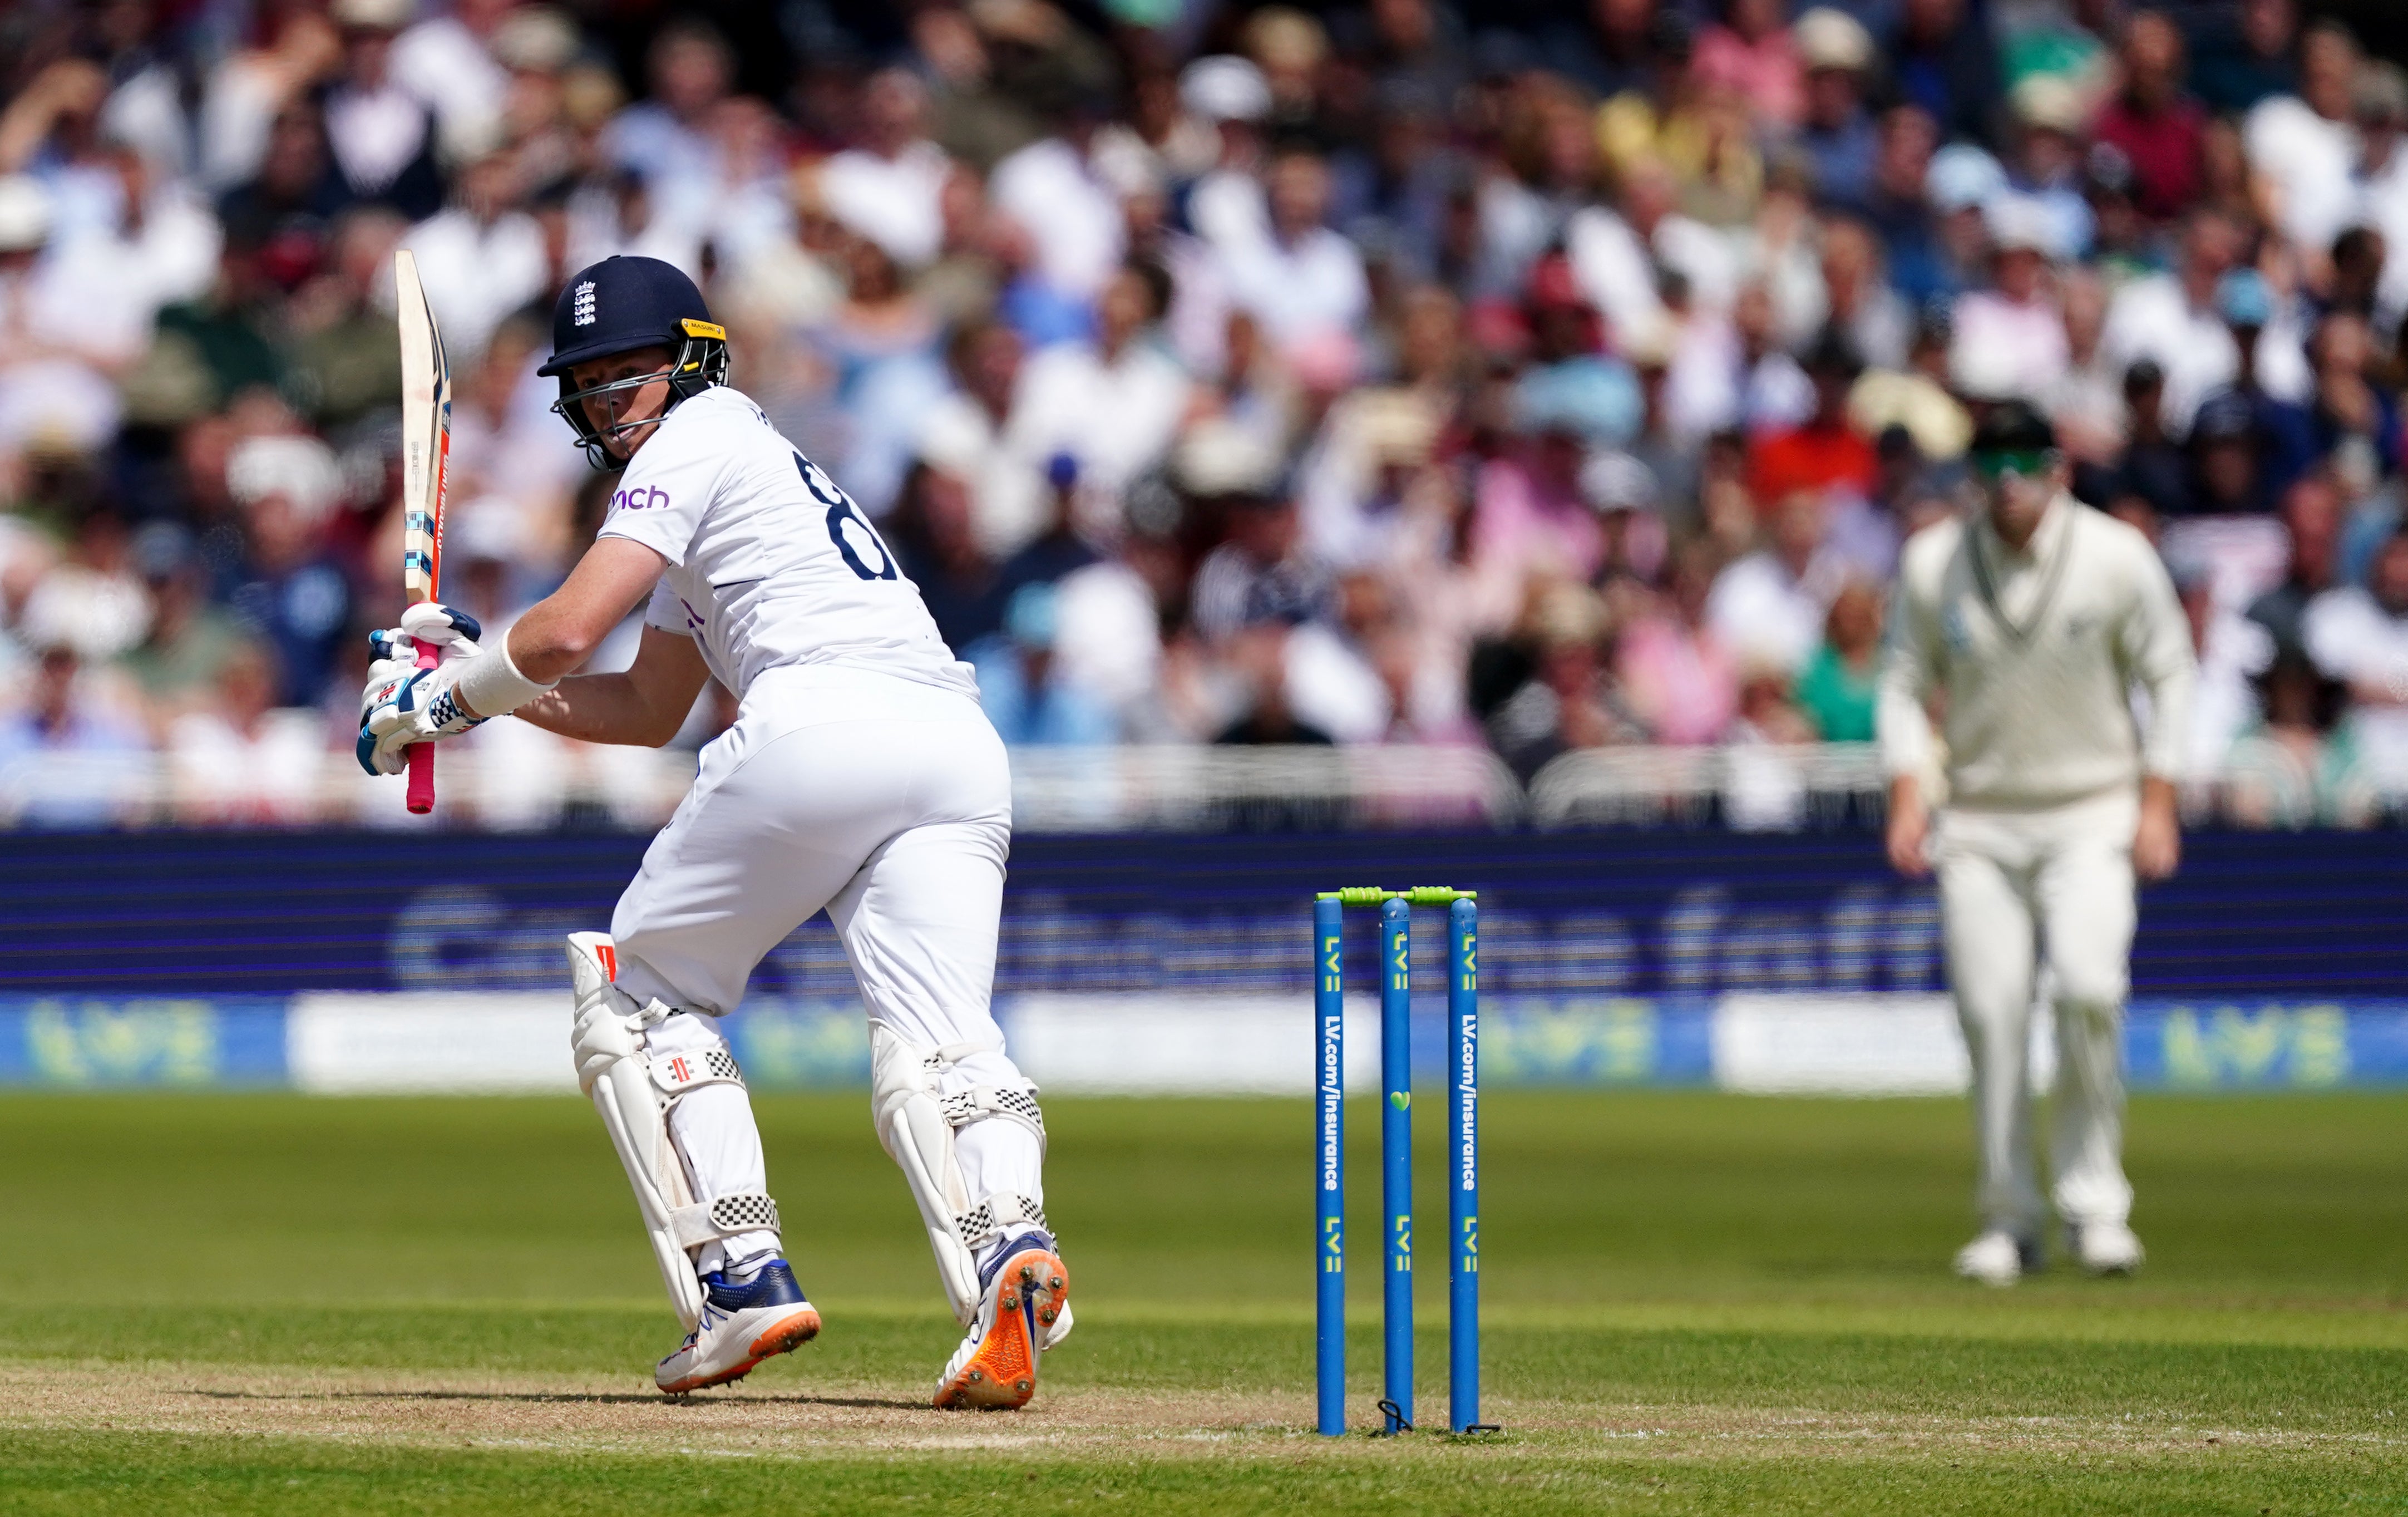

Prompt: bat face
[{"left": 395, "top": 249, "right": 450, "bottom": 607}]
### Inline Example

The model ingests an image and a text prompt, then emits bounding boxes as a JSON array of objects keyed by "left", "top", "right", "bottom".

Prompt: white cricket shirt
[
  {"left": 1879, "top": 496, "right": 2196, "bottom": 809},
  {"left": 596, "top": 386, "right": 975, "bottom": 702}
]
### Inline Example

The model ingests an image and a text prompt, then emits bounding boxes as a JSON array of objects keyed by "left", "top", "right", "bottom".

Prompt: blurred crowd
[{"left": 2, "top": 0, "right": 2406, "bottom": 829}]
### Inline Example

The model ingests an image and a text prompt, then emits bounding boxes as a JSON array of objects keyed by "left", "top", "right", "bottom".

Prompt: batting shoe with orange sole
[
  {"left": 655, "top": 1259, "right": 822, "bottom": 1393},
  {"left": 934, "top": 1229, "right": 1072, "bottom": 1410}
]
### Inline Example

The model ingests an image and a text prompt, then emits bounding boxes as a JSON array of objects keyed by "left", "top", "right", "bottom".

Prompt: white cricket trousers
[
  {"left": 1934, "top": 787, "right": 2139, "bottom": 1237},
  {"left": 606, "top": 665, "right": 1034, "bottom": 1273}
]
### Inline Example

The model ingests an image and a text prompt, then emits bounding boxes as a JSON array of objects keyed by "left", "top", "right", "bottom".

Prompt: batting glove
[{"left": 357, "top": 603, "right": 488, "bottom": 776}]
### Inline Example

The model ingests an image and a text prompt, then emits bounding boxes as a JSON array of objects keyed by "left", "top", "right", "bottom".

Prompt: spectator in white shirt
[
  {"left": 1706, "top": 489, "right": 1847, "bottom": 676},
  {"left": 990, "top": 114, "right": 1127, "bottom": 305},
  {"left": 2100, "top": 208, "right": 2243, "bottom": 436},
  {"left": 403, "top": 152, "right": 548, "bottom": 361},
  {"left": 916, "top": 318, "right": 1050, "bottom": 560},
  {"left": 2302, "top": 526, "right": 2408, "bottom": 785},
  {"left": 322, "top": 0, "right": 445, "bottom": 221},
  {"left": 820, "top": 70, "right": 954, "bottom": 271},
  {"left": 1216, "top": 146, "right": 1368, "bottom": 361},
  {"left": 391, "top": 0, "right": 516, "bottom": 160},
  {"left": 1951, "top": 195, "right": 2069, "bottom": 404},
  {"left": 601, "top": 18, "right": 733, "bottom": 230},
  {"left": 1012, "top": 262, "right": 1192, "bottom": 538},
  {"left": 2244, "top": 22, "right": 2362, "bottom": 262}
]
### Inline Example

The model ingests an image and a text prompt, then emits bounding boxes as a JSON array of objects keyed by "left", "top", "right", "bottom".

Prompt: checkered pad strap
[
  {"left": 937, "top": 1085, "right": 1045, "bottom": 1138},
  {"left": 670, "top": 1191, "right": 781, "bottom": 1248},
  {"left": 649, "top": 1046, "right": 745, "bottom": 1097},
  {"left": 955, "top": 1193, "right": 1049, "bottom": 1249}
]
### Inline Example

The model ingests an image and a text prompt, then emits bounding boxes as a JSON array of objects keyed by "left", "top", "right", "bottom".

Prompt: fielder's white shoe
[
  {"left": 655, "top": 1259, "right": 822, "bottom": 1394},
  {"left": 2071, "top": 1221, "right": 2145, "bottom": 1276},
  {"left": 934, "top": 1229, "right": 1072, "bottom": 1410},
  {"left": 1953, "top": 1229, "right": 2042, "bottom": 1287}
]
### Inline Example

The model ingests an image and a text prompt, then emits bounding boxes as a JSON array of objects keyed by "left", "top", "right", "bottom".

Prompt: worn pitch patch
[{"left": 0, "top": 1361, "right": 2377, "bottom": 1463}]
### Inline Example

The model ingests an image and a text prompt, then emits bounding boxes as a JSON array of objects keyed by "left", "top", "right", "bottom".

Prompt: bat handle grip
[{"left": 404, "top": 640, "right": 438, "bottom": 814}]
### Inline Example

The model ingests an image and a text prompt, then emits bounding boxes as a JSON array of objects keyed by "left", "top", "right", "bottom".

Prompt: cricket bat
[{"left": 394, "top": 249, "right": 451, "bottom": 815}]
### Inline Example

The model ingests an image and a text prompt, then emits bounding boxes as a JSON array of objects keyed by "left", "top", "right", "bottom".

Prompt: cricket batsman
[
  {"left": 355, "top": 256, "right": 1068, "bottom": 1404},
  {"left": 1879, "top": 401, "right": 2197, "bottom": 1287}
]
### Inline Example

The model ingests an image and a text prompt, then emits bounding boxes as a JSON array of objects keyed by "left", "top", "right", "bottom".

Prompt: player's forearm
[
  {"left": 506, "top": 602, "right": 611, "bottom": 687},
  {"left": 514, "top": 672, "right": 687, "bottom": 747}
]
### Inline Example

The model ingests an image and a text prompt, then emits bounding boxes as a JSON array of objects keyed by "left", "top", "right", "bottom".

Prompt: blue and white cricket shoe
[
  {"left": 933, "top": 1230, "right": 1072, "bottom": 1409},
  {"left": 655, "top": 1259, "right": 821, "bottom": 1393}
]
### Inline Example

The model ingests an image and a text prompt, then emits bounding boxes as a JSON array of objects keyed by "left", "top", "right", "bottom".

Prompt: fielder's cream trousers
[{"left": 1934, "top": 786, "right": 2139, "bottom": 1236}]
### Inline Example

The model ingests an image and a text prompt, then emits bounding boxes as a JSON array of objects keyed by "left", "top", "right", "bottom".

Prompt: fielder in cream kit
[
  {"left": 358, "top": 255, "right": 1068, "bottom": 1405},
  {"left": 1879, "top": 402, "right": 2196, "bottom": 1287}
]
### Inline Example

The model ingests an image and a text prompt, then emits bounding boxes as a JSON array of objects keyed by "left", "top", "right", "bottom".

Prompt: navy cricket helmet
[{"left": 539, "top": 255, "right": 729, "bottom": 467}]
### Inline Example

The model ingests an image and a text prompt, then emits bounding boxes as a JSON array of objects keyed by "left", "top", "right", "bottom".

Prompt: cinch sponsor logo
[{"left": 613, "top": 485, "right": 671, "bottom": 512}]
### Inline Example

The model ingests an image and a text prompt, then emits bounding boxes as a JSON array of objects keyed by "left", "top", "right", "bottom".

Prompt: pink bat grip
[{"left": 404, "top": 639, "right": 438, "bottom": 813}]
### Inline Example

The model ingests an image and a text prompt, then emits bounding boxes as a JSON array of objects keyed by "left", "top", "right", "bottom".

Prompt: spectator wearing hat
[
  {"left": 1916, "top": 142, "right": 2008, "bottom": 306},
  {"left": 2199, "top": 268, "right": 2318, "bottom": 499},
  {"left": 968, "top": 582, "right": 1119, "bottom": 746},
  {"left": 1951, "top": 195, "right": 2070, "bottom": 405},
  {"left": 1848, "top": 309, "right": 1973, "bottom": 462},
  {"left": 2108, "top": 357, "right": 2189, "bottom": 520},
  {"left": 1793, "top": 9, "right": 1879, "bottom": 211},
  {"left": 2080, "top": 142, "right": 2160, "bottom": 285},
  {"left": 2092, "top": 12, "right": 2208, "bottom": 224},
  {"left": 1581, "top": 448, "right": 1671, "bottom": 596},
  {"left": 2185, "top": 389, "right": 2274, "bottom": 516},
  {"left": 2000, "top": 77, "right": 2097, "bottom": 263},
  {"left": 1748, "top": 329, "right": 1877, "bottom": 509}
]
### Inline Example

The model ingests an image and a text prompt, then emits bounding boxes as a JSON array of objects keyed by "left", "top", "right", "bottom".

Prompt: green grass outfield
[{"left": 1, "top": 1091, "right": 2401, "bottom": 1513}]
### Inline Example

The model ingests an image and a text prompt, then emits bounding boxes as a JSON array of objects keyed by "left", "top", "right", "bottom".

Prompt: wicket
[{"left": 1313, "top": 885, "right": 1494, "bottom": 1436}]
